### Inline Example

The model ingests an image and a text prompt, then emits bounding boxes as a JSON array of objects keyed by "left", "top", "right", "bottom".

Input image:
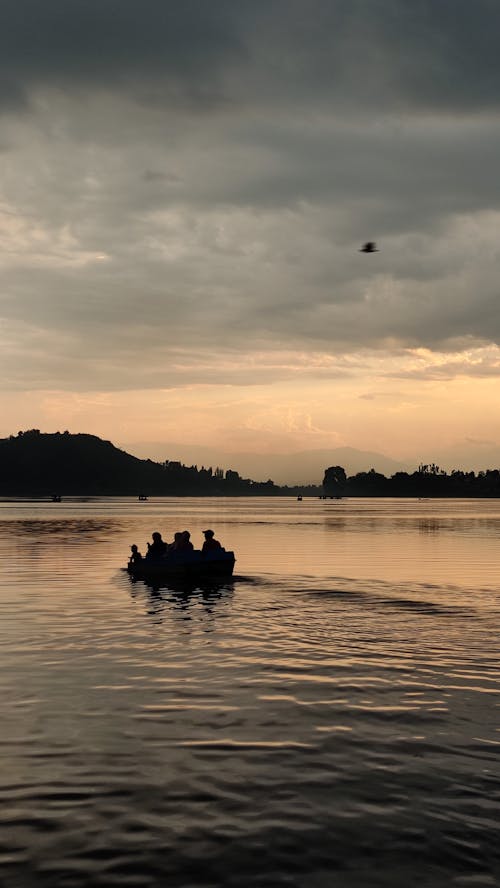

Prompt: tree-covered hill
[{"left": 0, "top": 430, "right": 279, "bottom": 496}]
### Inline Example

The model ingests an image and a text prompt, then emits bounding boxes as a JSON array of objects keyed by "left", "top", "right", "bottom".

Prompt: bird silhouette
[{"left": 359, "top": 241, "right": 379, "bottom": 253}]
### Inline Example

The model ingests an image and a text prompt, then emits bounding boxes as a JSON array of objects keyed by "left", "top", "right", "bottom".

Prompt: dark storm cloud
[
  {"left": 1, "top": 0, "right": 500, "bottom": 112},
  {"left": 0, "top": 0, "right": 243, "bottom": 108}
]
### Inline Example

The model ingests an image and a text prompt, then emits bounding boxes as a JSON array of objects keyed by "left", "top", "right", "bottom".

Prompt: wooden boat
[{"left": 127, "top": 549, "right": 235, "bottom": 580}]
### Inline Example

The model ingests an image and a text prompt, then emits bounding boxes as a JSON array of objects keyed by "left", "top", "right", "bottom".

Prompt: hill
[{"left": 0, "top": 430, "right": 279, "bottom": 496}]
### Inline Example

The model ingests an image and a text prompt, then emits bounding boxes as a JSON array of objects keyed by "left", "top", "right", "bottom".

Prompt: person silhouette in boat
[
  {"left": 169, "top": 530, "right": 194, "bottom": 552},
  {"left": 180, "top": 530, "right": 194, "bottom": 551},
  {"left": 202, "top": 529, "right": 223, "bottom": 553},
  {"left": 146, "top": 531, "right": 168, "bottom": 559},
  {"left": 129, "top": 544, "right": 143, "bottom": 564},
  {"left": 169, "top": 532, "right": 184, "bottom": 551}
]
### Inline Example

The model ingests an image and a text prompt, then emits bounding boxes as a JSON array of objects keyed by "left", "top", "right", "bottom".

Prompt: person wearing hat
[{"left": 202, "top": 529, "right": 222, "bottom": 553}]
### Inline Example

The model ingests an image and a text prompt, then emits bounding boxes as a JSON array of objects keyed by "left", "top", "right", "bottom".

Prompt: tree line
[{"left": 322, "top": 464, "right": 500, "bottom": 497}]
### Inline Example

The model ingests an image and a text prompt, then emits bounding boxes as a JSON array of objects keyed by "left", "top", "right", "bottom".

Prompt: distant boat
[
  {"left": 297, "top": 495, "right": 302, "bottom": 501},
  {"left": 138, "top": 495, "right": 148, "bottom": 501},
  {"left": 51, "top": 494, "right": 62, "bottom": 502}
]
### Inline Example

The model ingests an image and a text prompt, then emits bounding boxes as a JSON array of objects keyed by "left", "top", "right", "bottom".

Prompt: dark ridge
[
  {"left": 0, "top": 430, "right": 280, "bottom": 496},
  {"left": 1, "top": 431, "right": 500, "bottom": 497}
]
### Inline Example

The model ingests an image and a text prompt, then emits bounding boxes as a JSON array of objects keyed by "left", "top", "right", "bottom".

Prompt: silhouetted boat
[
  {"left": 138, "top": 495, "right": 148, "bottom": 501},
  {"left": 51, "top": 494, "right": 62, "bottom": 502},
  {"left": 127, "top": 550, "right": 236, "bottom": 580}
]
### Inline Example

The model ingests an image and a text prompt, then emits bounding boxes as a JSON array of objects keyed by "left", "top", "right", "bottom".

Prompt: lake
[{"left": 1, "top": 496, "right": 499, "bottom": 887}]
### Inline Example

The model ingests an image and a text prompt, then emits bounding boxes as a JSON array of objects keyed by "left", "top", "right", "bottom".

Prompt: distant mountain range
[
  {"left": 123, "top": 440, "right": 500, "bottom": 484},
  {"left": 122, "top": 441, "right": 413, "bottom": 485}
]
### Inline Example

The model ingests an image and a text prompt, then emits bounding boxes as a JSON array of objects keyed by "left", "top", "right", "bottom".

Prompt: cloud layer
[{"left": 1, "top": 0, "right": 500, "bottom": 402}]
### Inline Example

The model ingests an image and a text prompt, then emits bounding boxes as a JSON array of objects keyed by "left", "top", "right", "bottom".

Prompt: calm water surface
[{"left": 1, "top": 497, "right": 499, "bottom": 887}]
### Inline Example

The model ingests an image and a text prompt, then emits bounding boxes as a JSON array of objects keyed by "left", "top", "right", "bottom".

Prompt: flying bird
[{"left": 359, "top": 241, "right": 379, "bottom": 253}]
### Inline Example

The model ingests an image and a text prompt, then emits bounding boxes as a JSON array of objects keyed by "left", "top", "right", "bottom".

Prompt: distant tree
[
  {"left": 418, "top": 462, "right": 444, "bottom": 475},
  {"left": 323, "top": 466, "right": 347, "bottom": 497},
  {"left": 349, "top": 468, "right": 388, "bottom": 495}
]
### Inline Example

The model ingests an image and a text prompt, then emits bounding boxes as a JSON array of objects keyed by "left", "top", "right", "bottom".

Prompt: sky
[{"left": 2, "top": 0, "right": 500, "bottom": 480}]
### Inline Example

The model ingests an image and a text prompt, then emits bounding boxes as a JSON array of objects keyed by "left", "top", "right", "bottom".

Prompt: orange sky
[{"left": 2, "top": 345, "right": 500, "bottom": 471}]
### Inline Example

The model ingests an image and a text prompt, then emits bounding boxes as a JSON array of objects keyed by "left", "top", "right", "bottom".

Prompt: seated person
[
  {"left": 146, "top": 531, "right": 168, "bottom": 559},
  {"left": 169, "top": 532, "right": 184, "bottom": 551},
  {"left": 129, "top": 544, "right": 143, "bottom": 564},
  {"left": 202, "top": 529, "right": 223, "bottom": 553},
  {"left": 180, "top": 530, "right": 194, "bottom": 551},
  {"left": 169, "top": 531, "right": 194, "bottom": 552}
]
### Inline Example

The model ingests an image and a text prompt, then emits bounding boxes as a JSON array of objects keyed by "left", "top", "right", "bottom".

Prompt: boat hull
[{"left": 127, "top": 550, "right": 235, "bottom": 580}]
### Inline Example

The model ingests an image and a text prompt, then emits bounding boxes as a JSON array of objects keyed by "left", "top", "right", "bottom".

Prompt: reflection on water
[
  {"left": 129, "top": 577, "right": 235, "bottom": 624},
  {"left": 0, "top": 498, "right": 499, "bottom": 887}
]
